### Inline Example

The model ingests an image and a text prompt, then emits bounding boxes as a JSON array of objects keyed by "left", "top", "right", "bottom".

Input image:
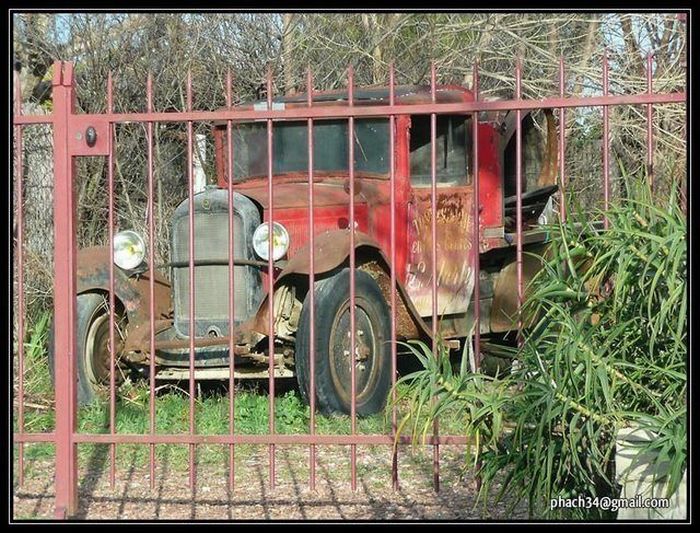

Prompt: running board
[{"left": 155, "top": 366, "right": 294, "bottom": 380}]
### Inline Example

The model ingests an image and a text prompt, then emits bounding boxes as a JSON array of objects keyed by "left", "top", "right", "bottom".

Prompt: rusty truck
[{"left": 51, "top": 84, "right": 559, "bottom": 415}]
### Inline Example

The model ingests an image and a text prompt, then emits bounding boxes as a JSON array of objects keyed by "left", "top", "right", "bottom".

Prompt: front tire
[
  {"left": 48, "top": 293, "right": 127, "bottom": 406},
  {"left": 295, "top": 268, "right": 392, "bottom": 416}
]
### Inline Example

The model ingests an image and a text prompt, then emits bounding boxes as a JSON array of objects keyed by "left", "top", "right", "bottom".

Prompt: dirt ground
[{"left": 13, "top": 445, "right": 528, "bottom": 521}]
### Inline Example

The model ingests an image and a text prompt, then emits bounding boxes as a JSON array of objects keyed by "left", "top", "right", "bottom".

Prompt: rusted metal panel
[
  {"left": 122, "top": 318, "right": 172, "bottom": 355},
  {"left": 252, "top": 229, "right": 430, "bottom": 340},
  {"left": 76, "top": 246, "right": 171, "bottom": 324},
  {"left": 490, "top": 242, "right": 550, "bottom": 332},
  {"left": 405, "top": 189, "right": 475, "bottom": 319}
]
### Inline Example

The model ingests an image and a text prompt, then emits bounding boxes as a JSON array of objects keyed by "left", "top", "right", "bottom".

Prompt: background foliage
[{"left": 12, "top": 12, "right": 686, "bottom": 321}]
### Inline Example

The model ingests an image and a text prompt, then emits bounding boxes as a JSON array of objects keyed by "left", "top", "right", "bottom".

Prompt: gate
[{"left": 13, "top": 57, "right": 686, "bottom": 519}]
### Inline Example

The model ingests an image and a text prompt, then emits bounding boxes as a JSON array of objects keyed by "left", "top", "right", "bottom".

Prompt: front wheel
[
  {"left": 295, "top": 268, "right": 392, "bottom": 416},
  {"left": 48, "top": 292, "right": 128, "bottom": 406}
]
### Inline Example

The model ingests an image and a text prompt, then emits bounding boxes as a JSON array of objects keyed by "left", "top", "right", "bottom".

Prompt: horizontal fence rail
[
  {"left": 12, "top": 57, "right": 686, "bottom": 519},
  {"left": 11, "top": 93, "right": 686, "bottom": 126}
]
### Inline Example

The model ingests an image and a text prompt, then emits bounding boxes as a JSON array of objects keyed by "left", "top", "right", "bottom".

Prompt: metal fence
[{"left": 12, "top": 57, "right": 685, "bottom": 519}]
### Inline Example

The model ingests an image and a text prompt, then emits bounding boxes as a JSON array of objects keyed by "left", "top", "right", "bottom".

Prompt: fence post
[{"left": 52, "top": 61, "right": 79, "bottom": 519}]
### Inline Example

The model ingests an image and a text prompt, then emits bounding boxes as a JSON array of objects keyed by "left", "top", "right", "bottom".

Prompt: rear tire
[
  {"left": 48, "top": 293, "right": 127, "bottom": 406},
  {"left": 295, "top": 268, "right": 392, "bottom": 416}
]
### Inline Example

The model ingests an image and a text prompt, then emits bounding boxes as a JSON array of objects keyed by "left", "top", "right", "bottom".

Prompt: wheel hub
[
  {"left": 329, "top": 302, "right": 379, "bottom": 403},
  {"left": 85, "top": 308, "right": 126, "bottom": 388}
]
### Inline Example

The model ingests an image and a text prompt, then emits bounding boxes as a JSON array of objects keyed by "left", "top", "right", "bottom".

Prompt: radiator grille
[{"left": 171, "top": 191, "right": 261, "bottom": 337}]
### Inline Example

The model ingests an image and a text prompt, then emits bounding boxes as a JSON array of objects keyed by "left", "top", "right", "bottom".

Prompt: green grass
[
  {"left": 17, "top": 381, "right": 468, "bottom": 474},
  {"left": 14, "top": 312, "right": 470, "bottom": 473}
]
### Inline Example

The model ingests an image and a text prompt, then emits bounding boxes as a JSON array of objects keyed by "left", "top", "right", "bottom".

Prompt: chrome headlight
[
  {"left": 252, "top": 222, "right": 290, "bottom": 261},
  {"left": 113, "top": 230, "right": 146, "bottom": 270}
]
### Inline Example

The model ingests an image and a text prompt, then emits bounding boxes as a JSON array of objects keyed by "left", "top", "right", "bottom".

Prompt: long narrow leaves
[{"left": 392, "top": 176, "right": 686, "bottom": 519}]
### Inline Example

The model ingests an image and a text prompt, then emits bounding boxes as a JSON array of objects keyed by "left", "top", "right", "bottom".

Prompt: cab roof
[
  {"left": 213, "top": 84, "right": 475, "bottom": 126},
  {"left": 268, "top": 84, "right": 474, "bottom": 105}
]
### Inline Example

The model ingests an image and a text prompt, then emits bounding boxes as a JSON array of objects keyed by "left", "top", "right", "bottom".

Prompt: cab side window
[{"left": 409, "top": 115, "right": 470, "bottom": 187}]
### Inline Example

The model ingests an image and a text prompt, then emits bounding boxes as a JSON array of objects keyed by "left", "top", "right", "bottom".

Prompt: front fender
[
  {"left": 252, "top": 230, "right": 431, "bottom": 339},
  {"left": 77, "top": 246, "right": 172, "bottom": 325},
  {"left": 278, "top": 229, "right": 383, "bottom": 277},
  {"left": 489, "top": 242, "right": 551, "bottom": 333}
]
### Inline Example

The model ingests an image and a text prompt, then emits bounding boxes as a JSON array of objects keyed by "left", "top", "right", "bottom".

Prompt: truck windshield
[{"left": 230, "top": 118, "right": 390, "bottom": 180}]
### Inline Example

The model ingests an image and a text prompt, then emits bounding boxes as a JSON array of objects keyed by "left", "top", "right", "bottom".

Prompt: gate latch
[{"left": 68, "top": 116, "right": 110, "bottom": 156}]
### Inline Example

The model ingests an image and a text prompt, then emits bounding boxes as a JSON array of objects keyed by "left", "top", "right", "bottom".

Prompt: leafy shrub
[{"left": 393, "top": 177, "right": 687, "bottom": 519}]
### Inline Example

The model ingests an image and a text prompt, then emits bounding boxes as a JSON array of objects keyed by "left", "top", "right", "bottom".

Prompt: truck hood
[{"left": 233, "top": 176, "right": 378, "bottom": 209}]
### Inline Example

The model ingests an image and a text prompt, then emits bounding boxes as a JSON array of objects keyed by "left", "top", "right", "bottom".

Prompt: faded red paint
[{"left": 214, "top": 88, "right": 515, "bottom": 336}]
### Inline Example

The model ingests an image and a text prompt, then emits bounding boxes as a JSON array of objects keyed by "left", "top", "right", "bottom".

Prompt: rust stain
[
  {"left": 123, "top": 319, "right": 172, "bottom": 355},
  {"left": 251, "top": 231, "right": 432, "bottom": 340},
  {"left": 359, "top": 261, "right": 422, "bottom": 340},
  {"left": 405, "top": 191, "right": 475, "bottom": 318},
  {"left": 77, "top": 246, "right": 172, "bottom": 355},
  {"left": 489, "top": 242, "right": 550, "bottom": 332},
  {"left": 154, "top": 336, "right": 252, "bottom": 352}
]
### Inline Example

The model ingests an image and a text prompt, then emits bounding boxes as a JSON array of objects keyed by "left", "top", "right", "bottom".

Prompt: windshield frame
[{"left": 214, "top": 117, "right": 392, "bottom": 183}]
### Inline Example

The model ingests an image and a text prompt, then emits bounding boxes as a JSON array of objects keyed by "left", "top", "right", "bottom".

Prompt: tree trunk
[
  {"left": 362, "top": 14, "right": 385, "bottom": 84},
  {"left": 20, "top": 100, "right": 55, "bottom": 311},
  {"left": 282, "top": 13, "right": 294, "bottom": 95}
]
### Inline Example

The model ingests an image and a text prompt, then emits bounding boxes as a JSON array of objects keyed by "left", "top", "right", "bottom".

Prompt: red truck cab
[
  {"left": 214, "top": 85, "right": 509, "bottom": 317},
  {"left": 70, "top": 84, "right": 558, "bottom": 414}
]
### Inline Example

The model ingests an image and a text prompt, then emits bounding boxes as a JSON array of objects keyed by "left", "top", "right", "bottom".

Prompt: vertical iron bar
[
  {"left": 430, "top": 62, "right": 440, "bottom": 493},
  {"left": 226, "top": 70, "right": 236, "bottom": 491},
  {"left": 52, "top": 61, "right": 79, "bottom": 518},
  {"left": 389, "top": 63, "right": 399, "bottom": 491},
  {"left": 515, "top": 58, "right": 524, "bottom": 341},
  {"left": 646, "top": 53, "right": 654, "bottom": 191},
  {"left": 186, "top": 70, "right": 196, "bottom": 491},
  {"left": 348, "top": 64, "right": 357, "bottom": 493},
  {"left": 602, "top": 49, "right": 610, "bottom": 229},
  {"left": 107, "top": 71, "right": 116, "bottom": 489},
  {"left": 13, "top": 68, "right": 25, "bottom": 487},
  {"left": 306, "top": 66, "right": 317, "bottom": 492},
  {"left": 266, "top": 68, "right": 276, "bottom": 491},
  {"left": 559, "top": 56, "right": 567, "bottom": 222},
  {"left": 146, "top": 72, "right": 156, "bottom": 491},
  {"left": 471, "top": 61, "right": 482, "bottom": 492},
  {"left": 471, "top": 61, "right": 481, "bottom": 370}
]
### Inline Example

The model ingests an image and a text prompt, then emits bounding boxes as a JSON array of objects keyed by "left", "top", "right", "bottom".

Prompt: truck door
[{"left": 404, "top": 114, "right": 475, "bottom": 321}]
